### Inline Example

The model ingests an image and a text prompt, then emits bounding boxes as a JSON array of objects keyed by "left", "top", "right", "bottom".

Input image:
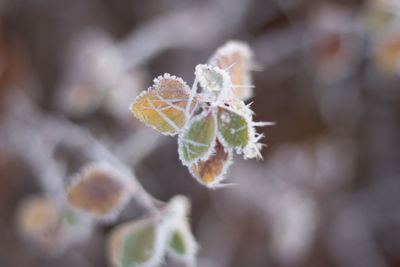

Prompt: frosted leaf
[
  {"left": 167, "top": 227, "right": 197, "bottom": 266},
  {"left": 66, "top": 163, "right": 131, "bottom": 219},
  {"left": 109, "top": 219, "right": 164, "bottom": 267},
  {"left": 16, "top": 195, "right": 60, "bottom": 250},
  {"left": 178, "top": 111, "right": 217, "bottom": 166},
  {"left": 208, "top": 40, "right": 254, "bottom": 100},
  {"left": 108, "top": 196, "right": 196, "bottom": 267},
  {"left": 217, "top": 106, "right": 249, "bottom": 148},
  {"left": 195, "top": 64, "right": 232, "bottom": 99},
  {"left": 170, "top": 230, "right": 185, "bottom": 255},
  {"left": 189, "top": 140, "right": 232, "bottom": 187},
  {"left": 16, "top": 195, "right": 93, "bottom": 253},
  {"left": 165, "top": 196, "right": 197, "bottom": 266},
  {"left": 130, "top": 74, "right": 197, "bottom": 135}
]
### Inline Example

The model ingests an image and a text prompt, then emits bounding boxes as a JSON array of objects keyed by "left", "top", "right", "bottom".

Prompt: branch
[{"left": 0, "top": 92, "right": 159, "bottom": 211}]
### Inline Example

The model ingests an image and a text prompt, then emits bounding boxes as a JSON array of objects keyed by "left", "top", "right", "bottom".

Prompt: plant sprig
[{"left": 130, "top": 40, "right": 273, "bottom": 188}]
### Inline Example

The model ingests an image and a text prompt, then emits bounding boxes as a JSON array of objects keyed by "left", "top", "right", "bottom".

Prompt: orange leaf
[
  {"left": 189, "top": 140, "right": 232, "bottom": 187},
  {"left": 209, "top": 40, "right": 253, "bottom": 100},
  {"left": 67, "top": 163, "right": 130, "bottom": 217}
]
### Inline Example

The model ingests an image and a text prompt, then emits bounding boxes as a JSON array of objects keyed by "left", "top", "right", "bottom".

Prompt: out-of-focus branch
[
  {"left": 118, "top": 0, "right": 255, "bottom": 70},
  {"left": 0, "top": 92, "right": 159, "bottom": 211}
]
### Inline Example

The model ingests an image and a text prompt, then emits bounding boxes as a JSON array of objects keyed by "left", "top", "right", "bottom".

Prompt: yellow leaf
[
  {"left": 16, "top": 195, "right": 60, "bottom": 248},
  {"left": 130, "top": 74, "right": 197, "bottom": 135}
]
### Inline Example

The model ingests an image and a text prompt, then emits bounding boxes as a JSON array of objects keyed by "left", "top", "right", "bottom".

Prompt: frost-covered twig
[{"left": 0, "top": 92, "right": 158, "bottom": 211}]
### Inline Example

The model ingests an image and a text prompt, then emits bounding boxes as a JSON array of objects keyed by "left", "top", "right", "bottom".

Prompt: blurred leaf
[
  {"left": 16, "top": 195, "right": 60, "bottom": 249},
  {"left": 373, "top": 34, "right": 400, "bottom": 74},
  {"left": 163, "top": 196, "right": 197, "bottom": 266},
  {"left": 169, "top": 230, "right": 186, "bottom": 255},
  {"left": 217, "top": 107, "right": 249, "bottom": 148},
  {"left": 130, "top": 74, "right": 196, "bottom": 135},
  {"left": 167, "top": 225, "right": 197, "bottom": 267},
  {"left": 16, "top": 194, "right": 93, "bottom": 253},
  {"left": 208, "top": 40, "right": 253, "bottom": 100},
  {"left": 189, "top": 140, "right": 232, "bottom": 186},
  {"left": 364, "top": 0, "right": 399, "bottom": 33},
  {"left": 66, "top": 163, "right": 130, "bottom": 218},
  {"left": 62, "top": 208, "right": 78, "bottom": 225},
  {"left": 178, "top": 111, "right": 217, "bottom": 166},
  {"left": 122, "top": 223, "right": 156, "bottom": 267},
  {"left": 109, "top": 219, "right": 163, "bottom": 267}
]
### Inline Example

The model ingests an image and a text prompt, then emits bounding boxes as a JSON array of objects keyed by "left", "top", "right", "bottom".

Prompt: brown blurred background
[{"left": 1, "top": 0, "right": 400, "bottom": 266}]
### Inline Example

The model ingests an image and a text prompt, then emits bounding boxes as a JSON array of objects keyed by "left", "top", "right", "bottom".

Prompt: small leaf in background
[
  {"left": 109, "top": 219, "right": 165, "bottom": 267},
  {"left": 161, "top": 195, "right": 189, "bottom": 225},
  {"left": 217, "top": 106, "right": 249, "bottom": 148},
  {"left": 109, "top": 196, "right": 197, "bottom": 267},
  {"left": 178, "top": 111, "right": 217, "bottom": 166},
  {"left": 169, "top": 230, "right": 185, "bottom": 255},
  {"left": 66, "top": 163, "right": 130, "bottom": 218},
  {"left": 130, "top": 73, "right": 196, "bottom": 135},
  {"left": 167, "top": 227, "right": 197, "bottom": 267},
  {"left": 208, "top": 40, "right": 253, "bottom": 100},
  {"left": 122, "top": 224, "right": 155, "bottom": 267},
  {"left": 189, "top": 140, "right": 232, "bottom": 187},
  {"left": 195, "top": 64, "right": 231, "bottom": 94},
  {"left": 165, "top": 196, "right": 198, "bottom": 266},
  {"left": 16, "top": 195, "right": 61, "bottom": 250},
  {"left": 122, "top": 223, "right": 155, "bottom": 266},
  {"left": 16, "top": 195, "right": 93, "bottom": 254}
]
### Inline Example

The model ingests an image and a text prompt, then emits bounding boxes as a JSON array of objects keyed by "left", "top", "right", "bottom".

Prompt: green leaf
[
  {"left": 178, "top": 111, "right": 217, "bottom": 166},
  {"left": 62, "top": 208, "right": 78, "bottom": 226},
  {"left": 169, "top": 230, "right": 186, "bottom": 255},
  {"left": 217, "top": 107, "right": 249, "bottom": 147},
  {"left": 166, "top": 222, "right": 197, "bottom": 266},
  {"left": 195, "top": 64, "right": 231, "bottom": 93},
  {"left": 164, "top": 197, "right": 197, "bottom": 265},
  {"left": 109, "top": 196, "right": 197, "bottom": 267},
  {"left": 122, "top": 223, "right": 156, "bottom": 267},
  {"left": 109, "top": 219, "right": 163, "bottom": 267}
]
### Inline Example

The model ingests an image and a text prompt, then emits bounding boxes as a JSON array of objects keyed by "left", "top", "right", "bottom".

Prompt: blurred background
[{"left": 1, "top": 0, "right": 400, "bottom": 266}]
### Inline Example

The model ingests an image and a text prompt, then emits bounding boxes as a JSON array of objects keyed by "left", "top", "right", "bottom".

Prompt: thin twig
[{"left": 0, "top": 92, "right": 159, "bottom": 211}]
